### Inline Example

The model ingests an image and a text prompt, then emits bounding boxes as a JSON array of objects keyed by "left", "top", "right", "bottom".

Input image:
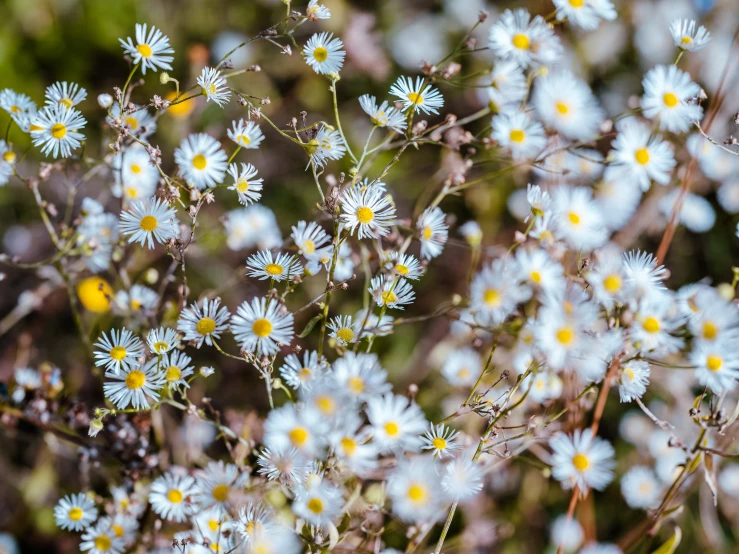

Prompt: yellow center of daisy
[
  {"left": 59, "top": 98, "right": 73, "bottom": 108},
  {"left": 381, "top": 290, "right": 397, "bottom": 305},
  {"left": 94, "top": 536, "right": 112, "bottom": 551},
  {"left": 196, "top": 317, "right": 217, "bottom": 335},
  {"left": 337, "top": 327, "right": 355, "bottom": 343},
  {"left": 109, "top": 346, "right": 127, "bottom": 361},
  {"left": 706, "top": 355, "right": 723, "bottom": 372},
  {"left": 568, "top": 211, "right": 581, "bottom": 225},
  {"left": 407, "top": 484, "right": 428, "bottom": 503},
  {"left": 165, "top": 365, "right": 182, "bottom": 382},
  {"left": 556, "top": 326, "right": 575, "bottom": 345},
  {"left": 113, "top": 524, "right": 124, "bottom": 537},
  {"left": 509, "top": 129, "right": 526, "bottom": 143},
  {"left": 265, "top": 263, "right": 284, "bottom": 276},
  {"left": 131, "top": 163, "right": 143, "bottom": 174},
  {"left": 313, "top": 46, "right": 328, "bottom": 62},
  {"left": 702, "top": 321, "right": 717, "bottom": 340},
  {"left": 303, "top": 239, "right": 315, "bottom": 254},
  {"left": 484, "top": 288, "right": 501, "bottom": 307},
  {"left": 663, "top": 92, "right": 679, "bottom": 108},
  {"left": 153, "top": 341, "right": 169, "bottom": 353},
  {"left": 3, "top": 151, "right": 16, "bottom": 164},
  {"left": 68, "top": 507, "right": 83, "bottom": 521},
  {"left": 51, "top": 123, "right": 67, "bottom": 139},
  {"left": 209, "top": 520, "right": 220, "bottom": 532},
  {"left": 408, "top": 92, "right": 424, "bottom": 105},
  {"left": 423, "top": 226, "right": 433, "bottom": 240},
  {"left": 530, "top": 271, "right": 542, "bottom": 283},
  {"left": 236, "top": 180, "right": 249, "bottom": 192},
  {"left": 10, "top": 105, "right": 21, "bottom": 113},
  {"left": 348, "top": 376, "right": 364, "bottom": 394},
  {"left": 432, "top": 437, "right": 447, "bottom": 450},
  {"left": 252, "top": 318, "right": 272, "bottom": 337},
  {"left": 125, "top": 370, "right": 146, "bottom": 390},
  {"left": 140, "top": 215, "right": 158, "bottom": 232},
  {"left": 623, "top": 367, "right": 635, "bottom": 381},
  {"left": 572, "top": 453, "right": 590, "bottom": 471},
  {"left": 512, "top": 33, "right": 530, "bottom": 50},
  {"left": 289, "top": 426, "right": 309, "bottom": 446},
  {"left": 167, "top": 489, "right": 183, "bottom": 503},
  {"left": 643, "top": 316, "right": 660, "bottom": 333},
  {"left": 356, "top": 206, "right": 374, "bottom": 224},
  {"left": 212, "top": 484, "right": 230, "bottom": 503},
  {"left": 681, "top": 36, "right": 692, "bottom": 45},
  {"left": 192, "top": 154, "right": 207, "bottom": 170},
  {"left": 341, "top": 437, "right": 357, "bottom": 456},
  {"left": 556, "top": 102, "right": 569, "bottom": 115},
  {"left": 395, "top": 263, "right": 409, "bottom": 275},
  {"left": 316, "top": 394, "right": 336, "bottom": 415},
  {"left": 299, "top": 367, "right": 313, "bottom": 381},
  {"left": 569, "top": 0, "right": 584, "bottom": 7},
  {"left": 237, "top": 134, "right": 251, "bottom": 145},
  {"left": 137, "top": 43, "right": 153, "bottom": 58},
  {"left": 307, "top": 497, "right": 324, "bottom": 514},
  {"left": 603, "top": 274, "right": 622, "bottom": 293},
  {"left": 130, "top": 298, "right": 141, "bottom": 310},
  {"left": 634, "top": 148, "right": 650, "bottom": 165},
  {"left": 384, "top": 421, "right": 400, "bottom": 436}
]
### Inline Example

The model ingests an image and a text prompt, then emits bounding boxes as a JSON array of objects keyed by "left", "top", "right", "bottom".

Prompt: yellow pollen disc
[
  {"left": 265, "top": 263, "right": 284, "bottom": 276},
  {"left": 384, "top": 421, "right": 399, "bottom": 436},
  {"left": 165, "top": 365, "right": 182, "bottom": 382},
  {"left": 511, "top": 33, "right": 531, "bottom": 50},
  {"left": 59, "top": 98, "right": 73, "bottom": 108},
  {"left": 381, "top": 290, "right": 397, "bottom": 305},
  {"left": 395, "top": 263, "right": 409, "bottom": 275},
  {"left": 634, "top": 148, "right": 650, "bottom": 165},
  {"left": 564, "top": 301, "right": 573, "bottom": 314},
  {"left": 125, "top": 370, "right": 146, "bottom": 390},
  {"left": 530, "top": 271, "right": 542, "bottom": 284},
  {"left": 702, "top": 321, "right": 717, "bottom": 340},
  {"left": 509, "top": 129, "right": 526, "bottom": 143},
  {"left": 167, "top": 489, "right": 183, "bottom": 503},
  {"left": 341, "top": 437, "right": 357, "bottom": 456},
  {"left": 68, "top": 507, "right": 83, "bottom": 521},
  {"left": 140, "top": 215, "right": 158, "bottom": 232},
  {"left": 252, "top": 318, "right": 273, "bottom": 337},
  {"left": 299, "top": 367, "right": 313, "bottom": 381},
  {"left": 408, "top": 92, "right": 424, "bottom": 105},
  {"left": 210, "top": 544, "right": 221, "bottom": 553},
  {"left": 153, "top": 341, "right": 169, "bottom": 353},
  {"left": 313, "top": 46, "right": 328, "bottom": 62},
  {"left": 556, "top": 102, "right": 569, "bottom": 115},
  {"left": 289, "top": 426, "right": 309, "bottom": 446},
  {"left": 458, "top": 368, "right": 470, "bottom": 379},
  {"left": 556, "top": 327, "right": 575, "bottom": 346},
  {"left": 126, "top": 187, "right": 138, "bottom": 198},
  {"left": 623, "top": 367, "right": 635, "bottom": 382},
  {"left": 303, "top": 240, "right": 315, "bottom": 254},
  {"left": 572, "top": 453, "right": 590, "bottom": 471},
  {"left": 137, "top": 43, "right": 153, "bottom": 57},
  {"left": 432, "top": 437, "right": 447, "bottom": 450},
  {"left": 130, "top": 164, "right": 141, "bottom": 174},
  {"left": 348, "top": 375, "right": 364, "bottom": 394},
  {"left": 124, "top": 116, "right": 139, "bottom": 129},
  {"left": 569, "top": 0, "right": 584, "bottom": 7},
  {"left": 484, "top": 288, "right": 501, "bottom": 307},
  {"left": 706, "top": 355, "right": 723, "bottom": 372},
  {"left": 30, "top": 124, "right": 44, "bottom": 132},
  {"left": 10, "top": 105, "right": 21, "bottom": 113},
  {"left": 568, "top": 211, "right": 581, "bottom": 225},
  {"left": 109, "top": 346, "right": 127, "bottom": 361},
  {"left": 356, "top": 206, "right": 374, "bottom": 224},
  {"left": 307, "top": 497, "right": 324, "bottom": 514},
  {"left": 113, "top": 524, "right": 124, "bottom": 537},
  {"left": 407, "top": 484, "right": 428, "bottom": 503},
  {"left": 316, "top": 395, "right": 336, "bottom": 415},
  {"left": 209, "top": 520, "right": 220, "bottom": 532},
  {"left": 77, "top": 277, "right": 113, "bottom": 313},
  {"left": 603, "top": 274, "right": 622, "bottom": 294},
  {"left": 643, "top": 316, "right": 660, "bottom": 333},
  {"left": 663, "top": 92, "right": 679, "bottom": 108},
  {"left": 196, "top": 317, "right": 217, "bottom": 335},
  {"left": 337, "top": 327, "right": 355, "bottom": 344},
  {"left": 3, "top": 150, "right": 16, "bottom": 164},
  {"left": 680, "top": 36, "right": 692, "bottom": 45},
  {"left": 192, "top": 154, "right": 207, "bottom": 170},
  {"left": 422, "top": 226, "right": 433, "bottom": 240},
  {"left": 236, "top": 134, "right": 251, "bottom": 145},
  {"left": 212, "top": 484, "right": 229, "bottom": 503},
  {"left": 94, "top": 536, "right": 112, "bottom": 551},
  {"left": 236, "top": 180, "right": 249, "bottom": 192},
  {"left": 51, "top": 123, "right": 67, "bottom": 139},
  {"left": 207, "top": 84, "right": 217, "bottom": 94}
]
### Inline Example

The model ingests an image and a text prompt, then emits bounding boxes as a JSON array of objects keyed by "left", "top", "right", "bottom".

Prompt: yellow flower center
[
  {"left": 68, "top": 507, "right": 83, "bottom": 521},
  {"left": 680, "top": 36, "right": 692, "bottom": 45},
  {"left": 165, "top": 365, "right": 182, "bottom": 382},
  {"left": 484, "top": 288, "right": 501, "bottom": 307},
  {"left": 384, "top": 421, "right": 400, "bottom": 436},
  {"left": 408, "top": 92, "right": 424, "bottom": 105},
  {"left": 109, "top": 346, "right": 127, "bottom": 361},
  {"left": 192, "top": 154, "right": 207, "bottom": 170},
  {"left": 572, "top": 453, "right": 590, "bottom": 471},
  {"left": 196, "top": 317, "right": 217, "bottom": 335},
  {"left": 556, "top": 326, "right": 575, "bottom": 346},
  {"left": 347, "top": 375, "right": 364, "bottom": 394},
  {"left": 634, "top": 148, "right": 650, "bottom": 165},
  {"left": 556, "top": 102, "right": 569, "bottom": 115},
  {"left": 124, "top": 116, "right": 139, "bottom": 129},
  {"left": 265, "top": 263, "right": 284, "bottom": 276},
  {"left": 77, "top": 277, "right": 113, "bottom": 313},
  {"left": 381, "top": 290, "right": 397, "bottom": 305},
  {"left": 512, "top": 33, "right": 530, "bottom": 50},
  {"left": 706, "top": 355, "right": 723, "bottom": 372},
  {"left": 51, "top": 123, "right": 67, "bottom": 139},
  {"left": 407, "top": 484, "right": 428, "bottom": 503},
  {"left": 140, "top": 215, "right": 158, "bottom": 232},
  {"left": 422, "top": 226, "right": 433, "bottom": 240},
  {"left": 209, "top": 519, "right": 220, "bottom": 532},
  {"left": 303, "top": 239, "right": 315, "bottom": 254},
  {"left": 137, "top": 43, "right": 153, "bottom": 58},
  {"left": 623, "top": 367, "right": 635, "bottom": 382},
  {"left": 10, "top": 105, "right": 21, "bottom": 114},
  {"left": 236, "top": 180, "right": 249, "bottom": 193},
  {"left": 299, "top": 367, "right": 313, "bottom": 381},
  {"left": 315, "top": 395, "right": 336, "bottom": 415},
  {"left": 341, "top": 437, "right": 357, "bottom": 456},
  {"left": 252, "top": 318, "right": 273, "bottom": 337},
  {"left": 153, "top": 341, "right": 169, "bottom": 353},
  {"left": 642, "top": 316, "right": 660, "bottom": 333},
  {"left": 530, "top": 271, "right": 542, "bottom": 284},
  {"left": 702, "top": 321, "right": 717, "bottom": 340},
  {"left": 509, "top": 129, "right": 526, "bottom": 143},
  {"left": 94, "top": 536, "right": 112, "bottom": 552},
  {"left": 663, "top": 92, "right": 679, "bottom": 108},
  {"left": 603, "top": 274, "right": 622, "bottom": 294},
  {"left": 569, "top": 0, "right": 584, "bottom": 7},
  {"left": 125, "top": 370, "right": 146, "bottom": 390},
  {"left": 307, "top": 497, "right": 324, "bottom": 514},
  {"left": 167, "top": 489, "right": 183, "bottom": 503},
  {"left": 395, "top": 263, "right": 409, "bottom": 275},
  {"left": 236, "top": 134, "right": 251, "bottom": 145},
  {"left": 3, "top": 150, "right": 16, "bottom": 164},
  {"left": 212, "top": 483, "right": 230, "bottom": 503},
  {"left": 130, "top": 164, "right": 141, "bottom": 174},
  {"left": 289, "top": 426, "right": 309, "bottom": 446},
  {"left": 568, "top": 211, "right": 581, "bottom": 225},
  {"left": 432, "top": 437, "right": 447, "bottom": 450},
  {"left": 356, "top": 206, "right": 374, "bottom": 224},
  {"left": 113, "top": 524, "right": 124, "bottom": 537},
  {"left": 337, "top": 327, "right": 355, "bottom": 344},
  {"left": 313, "top": 46, "right": 328, "bottom": 62}
]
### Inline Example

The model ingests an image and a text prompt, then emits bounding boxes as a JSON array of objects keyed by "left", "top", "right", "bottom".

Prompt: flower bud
[{"left": 97, "top": 93, "right": 113, "bottom": 108}]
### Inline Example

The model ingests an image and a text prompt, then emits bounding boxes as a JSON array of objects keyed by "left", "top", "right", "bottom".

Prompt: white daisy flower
[
  {"left": 658, "top": 189, "right": 716, "bottom": 233},
  {"left": 246, "top": 250, "right": 303, "bottom": 282},
  {"left": 621, "top": 466, "right": 661, "bottom": 510},
  {"left": 442, "top": 348, "right": 482, "bottom": 387},
  {"left": 225, "top": 205, "right": 282, "bottom": 251},
  {"left": 594, "top": 178, "right": 643, "bottom": 232},
  {"left": 197, "top": 66, "right": 230, "bottom": 107},
  {"left": 279, "top": 350, "right": 325, "bottom": 390},
  {"left": 441, "top": 458, "right": 484, "bottom": 501},
  {"left": 385, "top": 251, "right": 424, "bottom": 280},
  {"left": 717, "top": 179, "right": 739, "bottom": 214},
  {"left": 177, "top": 297, "right": 231, "bottom": 348},
  {"left": 0, "top": 139, "right": 16, "bottom": 185},
  {"left": 618, "top": 360, "right": 651, "bottom": 402},
  {"left": 231, "top": 297, "right": 295, "bottom": 357},
  {"left": 417, "top": 206, "right": 448, "bottom": 259},
  {"left": 0, "top": 89, "right": 37, "bottom": 131},
  {"left": 174, "top": 133, "right": 228, "bottom": 190},
  {"left": 551, "top": 515, "right": 584, "bottom": 552},
  {"left": 341, "top": 186, "right": 396, "bottom": 239},
  {"left": 387, "top": 456, "right": 445, "bottom": 522},
  {"left": 226, "top": 162, "right": 263, "bottom": 205},
  {"left": 54, "top": 493, "right": 98, "bottom": 531},
  {"left": 585, "top": 252, "right": 628, "bottom": 310},
  {"left": 107, "top": 103, "right": 157, "bottom": 138},
  {"left": 369, "top": 275, "right": 415, "bottom": 310},
  {"left": 622, "top": 249, "right": 667, "bottom": 299},
  {"left": 421, "top": 424, "right": 462, "bottom": 458},
  {"left": 263, "top": 403, "right": 328, "bottom": 458},
  {"left": 227, "top": 119, "right": 265, "bottom": 149},
  {"left": 148, "top": 472, "right": 197, "bottom": 522},
  {"left": 719, "top": 466, "right": 739, "bottom": 499},
  {"left": 533, "top": 71, "right": 605, "bottom": 141},
  {"left": 459, "top": 221, "right": 483, "bottom": 246},
  {"left": 306, "top": 0, "right": 331, "bottom": 19},
  {"left": 553, "top": 0, "right": 616, "bottom": 31},
  {"left": 194, "top": 460, "right": 248, "bottom": 514},
  {"left": 488, "top": 8, "right": 563, "bottom": 69},
  {"left": 119, "top": 197, "right": 179, "bottom": 249},
  {"left": 112, "top": 144, "right": 159, "bottom": 201},
  {"left": 94, "top": 328, "right": 145, "bottom": 374},
  {"left": 358, "top": 94, "right": 407, "bottom": 132},
  {"left": 470, "top": 259, "right": 530, "bottom": 326},
  {"left": 327, "top": 315, "right": 360, "bottom": 346},
  {"left": 331, "top": 351, "right": 391, "bottom": 401},
  {"left": 307, "top": 126, "right": 346, "bottom": 168},
  {"left": 550, "top": 185, "right": 608, "bottom": 251},
  {"left": 146, "top": 326, "right": 181, "bottom": 354},
  {"left": 330, "top": 417, "right": 378, "bottom": 476},
  {"left": 291, "top": 220, "right": 331, "bottom": 258},
  {"left": 114, "top": 284, "right": 159, "bottom": 316},
  {"left": 486, "top": 60, "right": 528, "bottom": 111},
  {"left": 631, "top": 293, "right": 684, "bottom": 356},
  {"left": 550, "top": 429, "right": 615, "bottom": 492},
  {"left": 303, "top": 32, "right": 345, "bottom": 74},
  {"left": 103, "top": 362, "right": 165, "bottom": 409},
  {"left": 80, "top": 517, "right": 125, "bottom": 554},
  {"left": 669, "top": 19, "right": 711, "bottom": 52},
  {"left": 30, "top": 103, "right": 86, "bottom": 159},
  {"left": 492, "top": 110, "right": 546, "bottom": 160},
  {"left": 156, "top": 350, "right": 194, "bottom": 388},
  {"left": 526, "top": 371, "right": 564, "bottom": 403},
  {"left": 257, "top": 445, "right": 309, "bottom": 484},
  {"left": 526, "top": 183, "right": 552, "bottom": 219},
  {"left": 389, "top": 76, "right": 444, "bottom": 115},
  {"left": 293, "top": 481, "right": 343, "bottom": 528},
  {"left": 367, "top": 393, "right": 427, "bottom": 453},
  {"left": 690, "top": 343, "right": 739, "bottom": 394},
  {"left": 641, "top": 65, "right": 702, "bottom": 133},
  {"left": 515, "top": 247, "right": 565, "bottom": 294},
  {"left": 119, "top": 23, "right": 174, "bottom": 74},
  {"left": 45, "top": 81, "right": 87, "bottom": 108},
  {"left": 606, "top": 121, "right": 676, "bottom": 191}
]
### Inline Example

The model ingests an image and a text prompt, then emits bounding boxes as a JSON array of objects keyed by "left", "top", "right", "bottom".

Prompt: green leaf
[
  {"left": 298, "top": 314, "right": 323, "bottom": 338},
  {"left": 650, "top": 526, "right": 681, "bottom": 554}
]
